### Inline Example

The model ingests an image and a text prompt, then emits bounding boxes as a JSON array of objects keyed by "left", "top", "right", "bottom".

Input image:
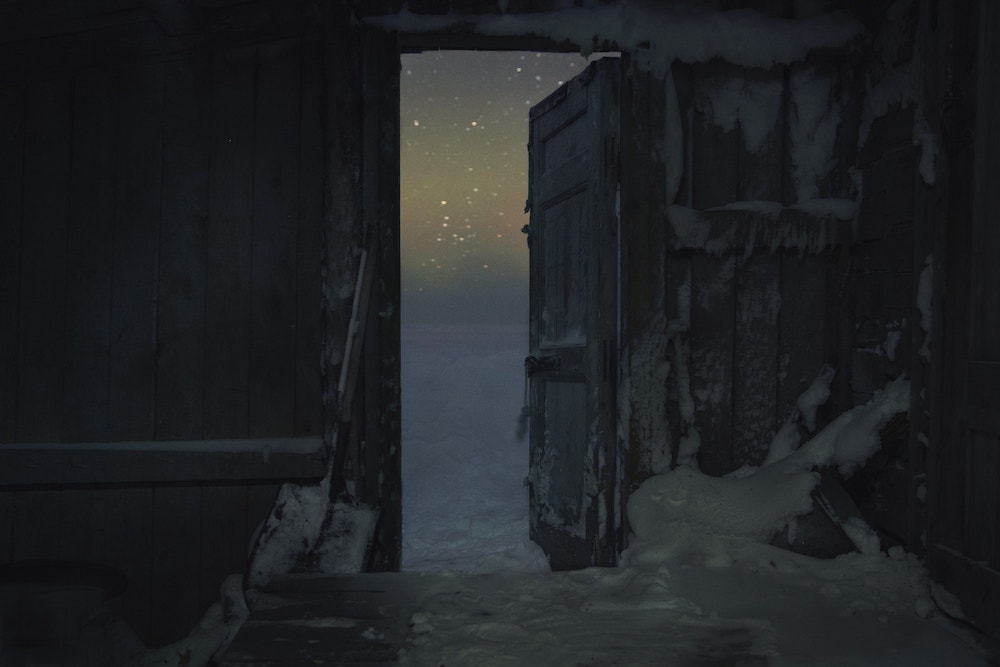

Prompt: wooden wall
[
  {"left": 0, "top": 37, "right": 324, "bottom": 446},
  {"left": 925, "top": 0, "right": 1000, "bottom": 638},
  {"left": 843, "top": 0, "right": 923, "bottom": 552},
  {"left": 0, "top": 32, "right": 329, "bottom": 647},
  {"left": 847, "top": 105, "right": 921, "bottom": 546},
  {"left": 625, "top": 58, "right": 858, "bottom": 483}
]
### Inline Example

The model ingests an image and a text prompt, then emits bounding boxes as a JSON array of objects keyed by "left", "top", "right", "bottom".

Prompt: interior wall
[
  {"left": 624, "top": 56, "right": 858, "bottom": 486},
  {"left": 0, "top": 27, "right": 330, "bottom": 647},
  {"left": 0, "top": 37, "right": 324, "bottom": 446}
]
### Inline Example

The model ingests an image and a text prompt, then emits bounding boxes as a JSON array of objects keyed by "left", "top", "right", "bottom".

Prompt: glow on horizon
[{"left": 400, "top": 50, "right": 592, "bottom": 326}]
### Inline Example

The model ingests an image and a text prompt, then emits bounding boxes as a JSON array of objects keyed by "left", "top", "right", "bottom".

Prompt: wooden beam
[{"left": 0, "top": 437, "right": 326, "bottom": 486}]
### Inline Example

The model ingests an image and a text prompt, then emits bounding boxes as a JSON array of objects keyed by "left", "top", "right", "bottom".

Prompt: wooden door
[{"left": 525, "top": 58, "right": 620, "bottom": 570}]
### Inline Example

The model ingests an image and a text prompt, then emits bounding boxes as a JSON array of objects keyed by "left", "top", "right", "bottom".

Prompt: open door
[{"left": 525, "top": 58, "right": 620, "bottom": 570}]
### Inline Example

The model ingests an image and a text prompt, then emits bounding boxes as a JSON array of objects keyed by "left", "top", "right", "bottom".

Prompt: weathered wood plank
[
  {"left": 0, "top": 3, "right": 319, "bottom": 86},
  {"left": 11, "top": 489, "right": 61, "bottom": 560},
  {"left": 200, "top": 484, "right": 249, "bottom": 612},
  {"left": 687, "top": 62, "right": 739, "bottom": 475},
  {"left": 966, "top": 432, "right": 1000, "bottom": 568},
  {"left": 17, "top": 79, "right": 72, "bottom": 442},
  {"left": 620, "top": 57, "right": 669, "bottom": 493},
  {"left": 691, "top": 61, "right": 739, "bottom": 209},
  {"left": 0, "top": 87, "right": 23, "bottom": 443},
  {"left": 362, "top": 299, "right": 383, "bottom": 507},
  {"left": 246, "top": 483, "right": 281, "bottom": 555},
  {"left": 63, "top": 69, "right": 115, "bottom": 442},
  {"left": 666, "top": 205, "right": 851, "bottom": 253},
  {"left": 919, "top": 0, "right": 973, "bottom": 585},
  {"left": 156, "top": 54, "right": 212, "bottom": 440},
  {"left": 689, "top": 254, "right": 736, "bottom": 476},
  {"left": 732, "top": 255, "right": 780, "bottom": 468},
  {"left": 249, "top": 38, "right": 302, "bottom": 438},
  {"left": 829, "top": 58, "right": 862, "bottom": 202},
  {"left": 777, "top": 252, "right": 828, "bottom": 426},
  {"left": 58, "top": 487, "right": 110, "bottom": 563},
  {"left": 319, "top": 0, "right": 363, "bottom": 452},
  {"left": 0, "top": 437, "right": 326, "bottom": 486},
  {"left": 151, "top": 484, "right": 204, "bottom": 646},
  {"left": 971, "top": 0, "right": 1000, "bottom": 364},
  {"left": 738, "top": 65, "right": 785, "bottom": 202},
  {"left": 222, "top": 573, "right": 421, "bottom": 665},
  {"left": 358, "top": 34, "right": 402, "bottom": 571},
  {"left": 0, "top": 492, "right": 11, "bottom": 561},
  {"left": 109, "top": 62, "right": 164, "bottom": 441},
  {"left": 106, "top": 487, "right": 154, "bottom": 645},
  {"left": 295, "top": 36, "right": 325, "bottom": 438},
  {"left": 664, "top": 256, "right": 689, "bottom": 469},
  {"left": 204, "top": 45, "right": 255, "bottom": 439}
]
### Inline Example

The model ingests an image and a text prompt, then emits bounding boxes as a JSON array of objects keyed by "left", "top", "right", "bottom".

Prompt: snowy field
[
  {"left": 400, "top": 323, "right": 997, "bottom": 666},
  {"left": 402, "top": 322, "right": 545, "bottom": 572}
]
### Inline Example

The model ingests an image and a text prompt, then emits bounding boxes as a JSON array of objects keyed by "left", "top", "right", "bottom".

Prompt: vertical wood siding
[
  {"left": 156, "top": 54, "right": 212, "bottom": 441},
  {"left": 66, "top": 70, "right": 115, "bottom": 441},
  {"left": 1, "top": 37, "right": 325, "bottom": 448},
  {"left": 0, "top": 88, "right": 23, "bottom": 443},
  {"left": 0, "top": 35, "right": 324, "bottom": 648},
  {"left": 19, "top": 79, "right": 72, "bottom": 442},
  {"left": 649, "top": 60, "right": 850, "bottom": 477}
]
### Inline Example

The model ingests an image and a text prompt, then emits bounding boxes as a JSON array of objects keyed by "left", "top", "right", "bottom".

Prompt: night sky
[{"left": 400, "top": 50, "right": 594, "bottom": 326}]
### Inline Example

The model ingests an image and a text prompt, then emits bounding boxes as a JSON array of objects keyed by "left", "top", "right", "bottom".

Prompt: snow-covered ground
[
  {"left": 402, "top": 322, "right": 544, "bottom": 573},
  {"left": 400, "top": 323, "right": 997, "bottom": 666},
  {"left": 142, "top": 323, "right": 995, "bottom": 665}
]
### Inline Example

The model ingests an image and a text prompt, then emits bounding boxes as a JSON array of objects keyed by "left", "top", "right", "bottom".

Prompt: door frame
[
  {"left": 368, "top": 28, "right": 665, "bottom": 568},
  {"left": 925, "top": 0, "right": 1000, "bottom": 636}
]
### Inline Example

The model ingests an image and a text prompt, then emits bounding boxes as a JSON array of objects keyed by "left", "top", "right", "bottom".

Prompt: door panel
[{"left": 526, "top": 58, "right": 620, "bottom": 570}]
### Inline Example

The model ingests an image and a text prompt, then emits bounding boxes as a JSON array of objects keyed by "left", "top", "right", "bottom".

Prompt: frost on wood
[
  {"left": 694, "top": 67, "right": 784, "bottom": 155},
  {"left": 790, "top": 66, "right": 841, "bottom": 201},
  {"left": 627, "top": 312, "right": 672, "bottom": 476},
  {"left": 370, "top": 5, "right": 864, "bottom": 73},
  {"left": 667, "top": 202, "right": 853, "bottom": 256},
  {"left": 857, "top": 0, "right": 937, "bottom": 185}
]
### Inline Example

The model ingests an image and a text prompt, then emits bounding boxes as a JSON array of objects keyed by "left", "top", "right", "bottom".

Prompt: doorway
[{"left": 399, "top": 50, "right": 594, "bottom": 571}]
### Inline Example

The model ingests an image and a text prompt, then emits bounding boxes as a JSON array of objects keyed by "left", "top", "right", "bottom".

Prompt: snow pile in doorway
[
  {"left": 621, "top": 376, "right": 930, "bottom": 621},
  {"left": 402, "top": 323, "right": 548, "bottom": 573}
]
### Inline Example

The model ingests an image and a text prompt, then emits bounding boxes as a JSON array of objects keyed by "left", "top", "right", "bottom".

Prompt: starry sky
[{"left": 400, "top": 50, "right": 595, "bottom": 326}]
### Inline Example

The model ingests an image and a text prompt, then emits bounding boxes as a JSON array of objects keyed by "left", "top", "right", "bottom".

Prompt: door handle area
[{"left": 525, "top": 354, "right": 561, "bottom": 376}]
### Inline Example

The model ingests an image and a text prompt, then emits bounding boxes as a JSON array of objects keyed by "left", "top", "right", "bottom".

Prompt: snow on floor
[
  {"left": 401, "top": 323, "right": 997, "bottom": 666},
  {"left": 402, "top": 323, "right": 545, "bottom": 573}
]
